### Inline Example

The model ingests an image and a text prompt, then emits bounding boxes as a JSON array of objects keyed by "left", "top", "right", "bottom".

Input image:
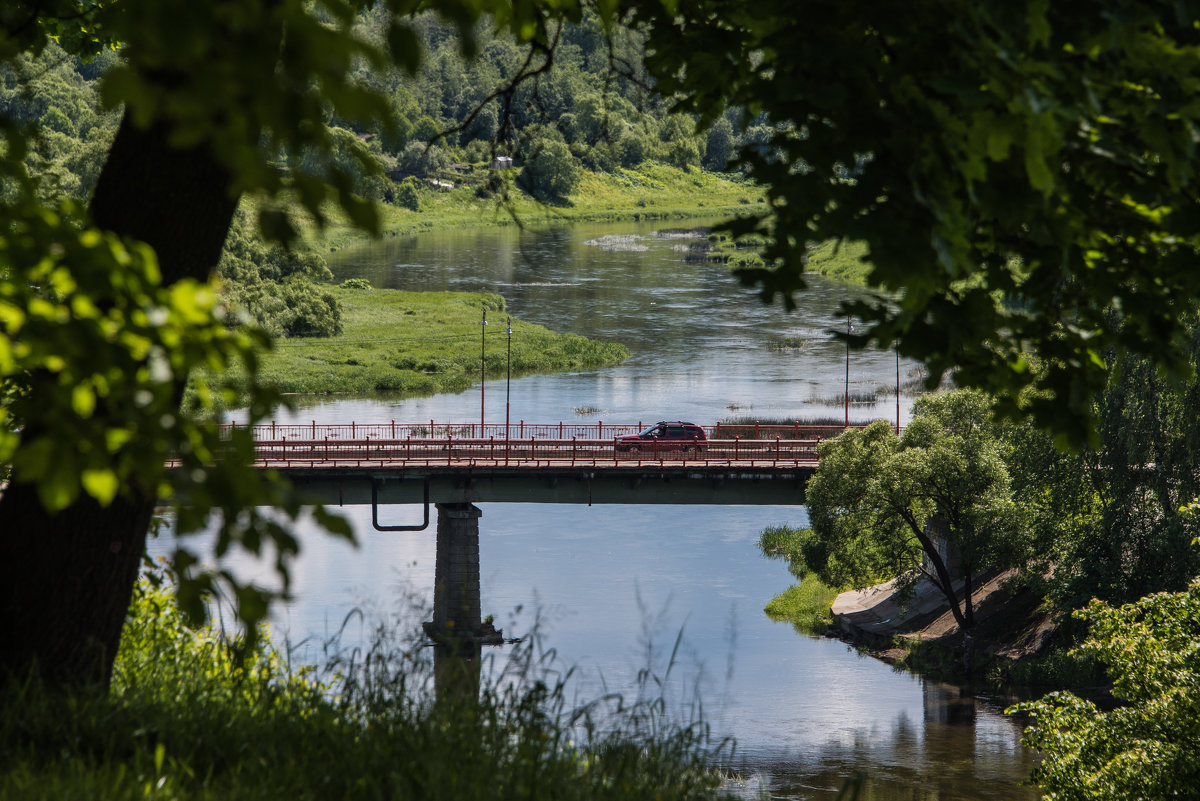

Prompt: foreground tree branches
[{"left": 628, "top": 0, "right": 1200, "bottom": 447}]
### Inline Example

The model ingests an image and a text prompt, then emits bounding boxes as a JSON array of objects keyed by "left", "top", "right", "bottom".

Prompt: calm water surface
[{"left": 155, "top": 220, "right": 1038, "bottom": 799}]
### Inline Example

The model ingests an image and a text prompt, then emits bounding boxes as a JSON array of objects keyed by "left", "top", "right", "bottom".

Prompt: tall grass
[{"left": 0, "top": 576, "right": 733, "bottom": 801}]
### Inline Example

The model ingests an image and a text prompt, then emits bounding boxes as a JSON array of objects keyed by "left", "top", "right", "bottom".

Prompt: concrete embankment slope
[{"left": 831, "top": 569, "right": 1059, "bottom": 668}]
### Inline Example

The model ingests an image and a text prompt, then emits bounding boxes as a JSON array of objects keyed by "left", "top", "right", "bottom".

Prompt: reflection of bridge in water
[{"left": 234, "top": 421, "right": 868, "bottom": 649}]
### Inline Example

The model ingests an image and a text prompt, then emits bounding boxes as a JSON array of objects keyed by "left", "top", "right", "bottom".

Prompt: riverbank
[
  {"left": 830, "top": 569, "right": 1067, "bottom": 684},
  {"left": 758, "top": 528, "right": 1096, "bottom": 691},
  {"left": 254, "top": 286, "right": 630, "bottom": 397},
  {"left": 308, "top": 163, "right": 764, "bottom": 252},
  {"left": 302, "top": 161, "right": 877, "bottom": 288}
]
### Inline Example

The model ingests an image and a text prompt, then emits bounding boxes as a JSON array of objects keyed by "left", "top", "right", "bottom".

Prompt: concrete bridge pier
[{"left": 424, "top": 503, "right": 502, "bottom": 650}]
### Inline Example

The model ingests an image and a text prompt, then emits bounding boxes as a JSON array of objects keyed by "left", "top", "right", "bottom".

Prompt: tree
[
  {"left": 702, "top": 116, "right": 734, "bottom": 172},
  {"left": 0, "top": 0, "right": 583, "bottom": 691},
  {"left": 803, "top": 390, "right": 1028, "bottom": 630},
  {"left": 1011, "top": 564, "right": 1200, "bottom": 799},
  {"left": 627, "top": 0, "right": 1200, "bottom": 448},
  {"left": 518, "top": 129, "right": 580, "bottom": 200}
]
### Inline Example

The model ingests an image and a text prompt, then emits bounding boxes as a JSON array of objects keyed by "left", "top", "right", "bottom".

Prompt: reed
[{"left": 0, "top": 576, "right": 734, "bottom": 801}]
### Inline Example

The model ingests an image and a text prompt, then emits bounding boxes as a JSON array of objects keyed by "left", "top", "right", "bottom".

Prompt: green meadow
[{"left": 258, "top": 286, "right": 630, "bottom": 397}]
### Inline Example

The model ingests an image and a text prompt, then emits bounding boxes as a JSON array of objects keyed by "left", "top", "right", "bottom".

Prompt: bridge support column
[
  {"left": 922, "top": 512, "right": 962, "bottom": 579},
  {"left": 426, "top": 503, "right": 502, "bottom": 649}
]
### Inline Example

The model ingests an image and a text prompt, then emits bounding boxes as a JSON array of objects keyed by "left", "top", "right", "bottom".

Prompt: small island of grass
[{"left": 257, "top": 284, "right": 629, "bottom": 398}]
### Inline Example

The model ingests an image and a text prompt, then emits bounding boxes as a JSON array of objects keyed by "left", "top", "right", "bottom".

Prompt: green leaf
[
  {"left": 313, "top": 506, "right": 355, "bottom": 542},
  {"left": 82, "top": 469, "right": 120, "bottom": 506},
  {"left": 72, "top": 384, "right": 96, "bottom": 418},
  {"left": 387, "top": 21, "right": 421, "bottom": 74}
]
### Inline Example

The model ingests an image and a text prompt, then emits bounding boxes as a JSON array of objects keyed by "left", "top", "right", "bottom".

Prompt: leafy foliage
[
  {"left": 628, "top": 0, "right": 1200, "bottom": 447},
  {"left": 1012, "top": 565, "right": 1200, "bottom": 800},
  {"left": 1006, "top": 325, "right": 1200, "bottom": 612},
  {"left": 217, "top": 211, "right": 343, "bottom": 338},
  {"left": 803, "top": 390, "right": 1029, "bottom": 629},
  {"left": 518, "top": 128, "right": 581, "bottom": 200}
]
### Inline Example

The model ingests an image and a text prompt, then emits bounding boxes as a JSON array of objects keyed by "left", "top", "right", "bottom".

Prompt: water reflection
[
  {"left": 327, "top": 220, "right": 920, "bottom": 428},
  {"left": 746, "top": 683, "right": 1035, "bottom": 800}
]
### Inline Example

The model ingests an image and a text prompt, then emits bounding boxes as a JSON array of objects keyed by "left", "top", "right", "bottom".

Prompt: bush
[
  {"left": 518, "top": 136, "right": 580, "bottom": 200},
  {"left": 396, "top": 176, "right": 421, "bottom": 211}
]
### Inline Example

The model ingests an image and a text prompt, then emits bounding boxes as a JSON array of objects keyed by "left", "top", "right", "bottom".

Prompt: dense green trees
[
  {"left": 802, "top": 390, "right": 1028, "bottom": 630},
  {"left": 628, "top": 0, "right": 1200, "bottom": 448},
  {"left": 218, "top": 212, "right": 343, "bottom": 338},
  {"left": 0, "top": 0, "right": 570, "bottom": 690},
  {"left": 518, "top": 128, "right": 580, "bottom": 200},
  {"left": 1013, "top": 572, "right": 1200, "bottom": 799}
]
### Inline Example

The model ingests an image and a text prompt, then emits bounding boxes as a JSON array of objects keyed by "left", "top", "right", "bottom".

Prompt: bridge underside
[{"left": 281, "top": 465, "right": 811, "bottom": 507}]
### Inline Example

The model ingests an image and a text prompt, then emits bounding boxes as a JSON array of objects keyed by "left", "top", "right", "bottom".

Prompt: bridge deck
[{"left": 222, "top": 425, "right": 853, "bottom": 506}]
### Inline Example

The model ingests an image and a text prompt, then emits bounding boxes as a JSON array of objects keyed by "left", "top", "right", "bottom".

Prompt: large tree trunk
[{"left": 0, "top": 113, "right": 240, "bottom": 691}]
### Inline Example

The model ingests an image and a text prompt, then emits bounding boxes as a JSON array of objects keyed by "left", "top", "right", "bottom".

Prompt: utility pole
[
  {"left": 475, "top": 311, "right": 480, "bottom": 438},
  {"left": 505, "top": 317, "right": 512, "bottom": 442},
  {"left": 844, "top": 315, "right": 851, "bottom": 429}
]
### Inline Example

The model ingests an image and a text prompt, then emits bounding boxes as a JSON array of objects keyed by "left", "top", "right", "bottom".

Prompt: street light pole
[
  {"left": 480, "top": 310, "right": 487, "bottom": 436},
  {"left": 895, "top": 345, "right": 900, "bottom": 434},
  {"left": 505, "top": 317, "right": 512, "bottom": 442},
  {"left": 844, "top": 315, "right": 851, "bottom": 429}
]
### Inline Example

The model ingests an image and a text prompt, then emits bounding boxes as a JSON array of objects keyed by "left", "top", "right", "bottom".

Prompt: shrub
[
  {"left": 519, "top": 136, "right": 580, "bottom": 200},
  {"left": 396, "top": 176, "right": 421, "bottom": 211}
]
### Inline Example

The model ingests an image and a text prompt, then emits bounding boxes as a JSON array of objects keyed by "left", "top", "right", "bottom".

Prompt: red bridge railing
[
  {"left": 224, "top": 420, "right": 869, "bottom": 443},
  {"left": 248, "top": 436, "right": 821, "bottom": 468},
  {"left": 219, "top": 421, "right": 886, "bottom": 469}
]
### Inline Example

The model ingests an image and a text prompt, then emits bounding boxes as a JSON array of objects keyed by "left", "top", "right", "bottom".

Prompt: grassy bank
[
  {"left": 257, "top": 285, "right": 629, "bottom": 397},
  {"left": 311, "top": 163, "right": 764, "bottom": 252},
  {"left": 758, "top": 525, "right": 841, "bottom": 637},
  {"left": 702, "top": 233, "right": 874, "bottom": 286},
  {"left": 805, "top": 239, "right": 872, "bottom": 285},
  {"left": 0, "top": 577, "right": 730, "bottom": 801}
]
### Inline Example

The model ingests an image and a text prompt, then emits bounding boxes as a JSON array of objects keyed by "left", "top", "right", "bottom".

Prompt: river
[{"left": 153, "top": 219, "right": 1039, "bottom": 799}]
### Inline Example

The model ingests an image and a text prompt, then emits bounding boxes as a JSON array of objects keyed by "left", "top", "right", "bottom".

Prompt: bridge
[
  {"left": 227, "top": 419, "right": 867, "bottom": 646},
  {"left": 234, "top": 420, "right": 852, "bottom": 509}
]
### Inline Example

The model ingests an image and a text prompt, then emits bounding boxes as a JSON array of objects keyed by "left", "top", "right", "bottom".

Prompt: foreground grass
[
  {"left": 312, "top": 163, "right": 763, "bottom": 252},
  {"left": 257, "top": 286, "right": 629, "bottom": 397},
  {"left": 0, "top": 578, "right": 732, "bottom": 801}
]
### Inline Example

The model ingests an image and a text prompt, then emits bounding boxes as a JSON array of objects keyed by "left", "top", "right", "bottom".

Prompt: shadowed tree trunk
[{"left": 0, "top": 113, "right": 241, "bottom": 690}]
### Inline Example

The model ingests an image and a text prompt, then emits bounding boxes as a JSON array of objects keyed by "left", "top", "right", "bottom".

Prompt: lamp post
[
  {"left": 895, "top": 345, "right": 900, "bottom": 434},
  {"left": 505, "top": 317, "right": 512, "bottom": 442},
  {"left": 844, "top": 315, "right": 851, "bottom": 429},
  {"left": 480, "top": 310, "right": 487, "bottom": 436}
]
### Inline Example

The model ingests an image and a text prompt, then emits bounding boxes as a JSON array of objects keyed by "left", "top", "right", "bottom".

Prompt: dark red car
[{"left": 615, "top": 421, "right": 708, "bottom": 454}]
